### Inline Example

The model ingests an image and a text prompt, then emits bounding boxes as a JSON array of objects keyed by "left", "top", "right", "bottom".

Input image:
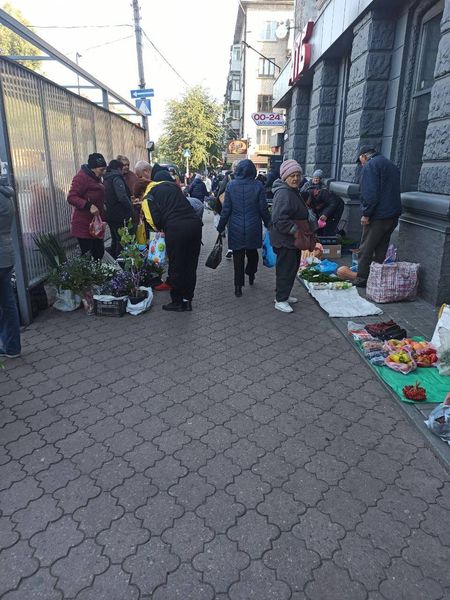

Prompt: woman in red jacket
[{"left": 67, "top": 153, "right": 107, "bottom": 259}]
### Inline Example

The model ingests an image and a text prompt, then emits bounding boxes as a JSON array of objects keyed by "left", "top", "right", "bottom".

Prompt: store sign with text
[
  {"left": 251, "top": 113, "right": 286, "bottom": 127},
  {"left": 289, "top": 20, "right": 314, "bottom": 86}
]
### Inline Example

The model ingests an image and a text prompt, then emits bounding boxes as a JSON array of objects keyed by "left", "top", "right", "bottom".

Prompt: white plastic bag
[
  {"left": 213, "top": 214, "right": 220, "bottom": 229},
  {"left": 53, "top": 289, "right": 81, "bottom": 311},
  {"left": 431, "top": 305, "right": 450, "bottom": 348},
  {"left": 424, "top": 395, "right": 450, "bottom": 445},
  {"left": 436, "top": 328, "right": 450, "bottom": 376},
  {"left": 126, "top": 286, "right": 153, "bottom": 316}
]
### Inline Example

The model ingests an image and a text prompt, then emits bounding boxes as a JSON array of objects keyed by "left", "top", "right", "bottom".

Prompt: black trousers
[
  {"left": 77, "top": 237, "right": 104, "bottom": 260},
  {"left": 357, "top": 217, "right": 398, "bottom": 281},
  {"left": 274, "top": 246, "right": 300, "bottom": 302},
  {"left": 165, "top": 228, "right": 202, "bottom": 303},
  {"left": 233, "top": 249, "right": 259, "bottom": 287},
  {"left": 320, "top": 201, "right": 344, "bottom": 236},
  {"left": 108, "top": 221, "right": 123, "bottom": 259}
]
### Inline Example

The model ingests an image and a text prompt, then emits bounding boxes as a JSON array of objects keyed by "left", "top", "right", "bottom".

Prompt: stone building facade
[{"left": 274, "top": 0, "right": 450, "bottom": 305}]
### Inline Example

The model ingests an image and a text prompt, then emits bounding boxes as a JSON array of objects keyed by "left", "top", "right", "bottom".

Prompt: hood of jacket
[
  {"left": 235, "top": 159, "right": 257, "bottom": 180},
  {"left": 81, "top": 164, "right": 102, "bottom": 182},
  {"left": 103, "top": 168, "right": 122, "bottom": 182},
  {"left": 271, "top": 178, "right": 293, "bottom": 194}
]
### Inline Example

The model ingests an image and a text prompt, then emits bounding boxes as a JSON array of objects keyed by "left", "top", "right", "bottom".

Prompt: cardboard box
[{"left": 322, "top": 244, "right": 341, "bottom": 259}]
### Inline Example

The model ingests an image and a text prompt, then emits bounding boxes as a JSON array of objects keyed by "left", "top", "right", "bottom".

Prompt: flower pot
[{"left": 128, "top": 291, "right": 148, "bottom": 305}]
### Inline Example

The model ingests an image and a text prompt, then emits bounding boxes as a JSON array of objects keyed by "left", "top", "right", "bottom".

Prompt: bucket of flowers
[
  {"left": 118, "top": 220, "right": 153, "bottom": 314},
  {"left": 94, "top": 270, "right": 134, "bottom": 317},
  {"left": 49, "top": 254, "right": 115, "bottom": 314}
]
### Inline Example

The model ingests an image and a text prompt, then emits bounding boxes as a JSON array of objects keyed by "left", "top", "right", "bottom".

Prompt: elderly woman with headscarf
[{"left": 217, "top": 159, "right": 270, "bottom": 297}]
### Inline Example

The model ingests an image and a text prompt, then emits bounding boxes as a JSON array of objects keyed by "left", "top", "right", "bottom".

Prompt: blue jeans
[{"left": 0, "top": 266, "right": 21, "bottom": 355}]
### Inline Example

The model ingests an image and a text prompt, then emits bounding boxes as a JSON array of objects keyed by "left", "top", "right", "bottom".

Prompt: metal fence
[{"left": 0, "top": 58, "right": 146, "bottom": 287}]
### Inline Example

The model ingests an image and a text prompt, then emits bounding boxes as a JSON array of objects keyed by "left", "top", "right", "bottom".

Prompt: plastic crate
[{"left": 94, "top": 297, "right": 127, "bottom": 317}]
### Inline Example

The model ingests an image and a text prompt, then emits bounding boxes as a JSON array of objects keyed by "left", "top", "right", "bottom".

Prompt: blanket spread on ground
[{"left": 301, "top": 282, "right": 383, "bottom": 317}]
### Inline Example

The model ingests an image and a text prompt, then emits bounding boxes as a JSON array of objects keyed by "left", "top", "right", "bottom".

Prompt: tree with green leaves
[
  {"left": 0, "top": 3, "right": 42, "bottom": 71},
  {"left": 157, "top": 86, "right": 224, "bottom": 172}
]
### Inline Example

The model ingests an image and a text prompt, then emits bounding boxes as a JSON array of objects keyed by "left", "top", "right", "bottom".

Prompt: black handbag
[{"left": 205, "top": 234, "right": 223, "bottom": 269}]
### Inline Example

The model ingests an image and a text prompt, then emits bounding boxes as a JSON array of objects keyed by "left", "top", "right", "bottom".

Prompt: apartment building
[{"left": 224, "top": 0, "right": 294, "bottom": 169}]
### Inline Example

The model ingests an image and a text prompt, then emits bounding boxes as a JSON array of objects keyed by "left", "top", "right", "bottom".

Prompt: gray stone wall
[
  {"left": 419, "top": 2, "right": 450, "bottom": 194},
  {"left": 341, "top": 10, "right": 395, "bottom": 182},
  {"left": 304, "top": 60, "right": 339, "bottom": 177},
  {"left": 284, "top": 86, "right": 311, "bottom": 168},
  {"left": 397, "top": 1, "right": 450, "bottom": 306}
]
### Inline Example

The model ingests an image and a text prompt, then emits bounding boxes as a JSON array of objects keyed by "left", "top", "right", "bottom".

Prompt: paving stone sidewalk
[{"left": 1, "top": 211, "right": 449, "bottom": 600}]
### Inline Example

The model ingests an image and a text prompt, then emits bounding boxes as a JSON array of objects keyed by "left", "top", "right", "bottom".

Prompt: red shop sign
[{"left": 289, "top": 20, "right": 314, "bottom": 86}]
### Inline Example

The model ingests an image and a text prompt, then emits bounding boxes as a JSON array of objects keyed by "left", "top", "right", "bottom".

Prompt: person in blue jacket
[
  {"left": 355, "top": 145, "right": 402, "bottom": 287},
  {"left": 217, "top": 159, "right": 270, "bottom": 297}
]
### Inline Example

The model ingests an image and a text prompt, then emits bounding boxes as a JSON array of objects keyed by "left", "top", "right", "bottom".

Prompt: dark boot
[
  {"left": 182, "top": 300, "right": 192, "bottom": 312},
  {"left": 248, "top": 274, "right": 255, "bottom": 285},
  {"left": 162, "top": 301, "right": 184, "bottom": 312},
  {"left": 235, "top": 286, "right": 242, "bottom": 297}
]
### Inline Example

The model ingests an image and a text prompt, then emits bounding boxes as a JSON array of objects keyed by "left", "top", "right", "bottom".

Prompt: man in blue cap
[{"left": 354, "top": 145, "right": 402, "bottom": 287}]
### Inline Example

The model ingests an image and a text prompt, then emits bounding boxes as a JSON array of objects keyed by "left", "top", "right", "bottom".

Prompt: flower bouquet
[{"left": 49, "top": 255, "right": 115, "bottom": 314}]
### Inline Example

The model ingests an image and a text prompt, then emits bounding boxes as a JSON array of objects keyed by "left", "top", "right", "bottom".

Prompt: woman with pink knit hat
[{"left": 270, "top": 159, "right": 309, "bottom": 313}]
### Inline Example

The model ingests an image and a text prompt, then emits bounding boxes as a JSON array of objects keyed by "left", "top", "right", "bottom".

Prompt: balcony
[
  {"left": 231, "top": 90, "right": 241, "bottom": 101},
  {"left": 230, "top": 58, "right": 241, "bottom": 72},
  {"left": 255, "top": 144, "right": 273, "bottom": 154}
]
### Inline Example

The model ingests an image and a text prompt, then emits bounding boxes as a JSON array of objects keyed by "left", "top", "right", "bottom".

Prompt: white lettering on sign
[{"left": 251, "top": 113, "right": 286, "bottom": 127}]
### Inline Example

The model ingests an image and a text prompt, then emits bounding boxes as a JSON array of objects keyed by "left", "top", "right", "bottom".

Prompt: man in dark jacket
[
  {"left": 145, "top": 171, "right": 202, "bottom": 312},
  {"left": 188, "top": 174, "right": 208, "bottom": 202},
  {"left": 104, "top": 160, "right": 133, "bottom": 258},
  {"left": 307, "top": 188, "right": 344, "bottom": 236},
  {"left": 355, "top": 145, "right": 402, "bottom": 287},
  {"left": 0, "top": 180, "right": 21, "bottom": 358}
]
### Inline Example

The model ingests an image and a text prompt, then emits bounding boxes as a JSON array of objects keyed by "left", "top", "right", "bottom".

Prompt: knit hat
[
  {"left": 87, "top": 153, "right": 106, "bottom": 169},
  {"left": 312, "top": 169, "right": 323, "bottom": 178},
  {"left": 280, "top": 159, "right": 302, "bottom": 181}
]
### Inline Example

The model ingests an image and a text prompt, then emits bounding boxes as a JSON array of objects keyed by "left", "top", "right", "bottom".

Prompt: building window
[
  {"left": 256, "top": 128, "right": 271, "bottom": 145},
  {"left": 403, "top": 9, "right": 442, "bottom": 190},
  {"left": 258, "top": 58, "right": 275, "bottom": 77},
  {"left": 231, "top": 106, "right": 240, "bottom": 120},
  {"left": 260, "top": 21, "right": 277, "bottom": 41},
  {"left": 257, "top": 95, "right": 273, "bottom": 112},
  {"left": 232, "top": 78, "right": 240, "bottom": 91},
  {"left": 232, "top": 45, "right": 241, "bottom": 62}
]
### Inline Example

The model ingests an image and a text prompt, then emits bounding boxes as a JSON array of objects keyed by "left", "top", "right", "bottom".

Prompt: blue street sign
[
  {"left": 135, "top": 98, "right": 152, "bottom": 116},
  {"left": 130, "top": 88, "right": 154, "bottom": 99}
]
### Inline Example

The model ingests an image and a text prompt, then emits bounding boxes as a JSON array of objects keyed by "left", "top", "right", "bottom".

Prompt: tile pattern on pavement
[{"left": 0, "top": 212, "right": 449, "bottom": 600}]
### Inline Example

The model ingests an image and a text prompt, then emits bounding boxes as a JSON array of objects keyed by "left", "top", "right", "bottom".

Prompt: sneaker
[
  {"left": 0, "top": 349, "right": 21, "bottom": 358},
  {"left": 274, "top": 301, "right": 293, "bottom": 313},
  {"left": 225, "top": 250, "right": 233, "bottom": 259},
  {"left": 287, "top": 296, "right": 298, "bottom": 304}
]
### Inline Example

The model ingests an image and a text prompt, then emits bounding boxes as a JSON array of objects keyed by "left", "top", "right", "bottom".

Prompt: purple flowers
[{"left": 100, "top": 270, "right": 134, "bottom": 297}]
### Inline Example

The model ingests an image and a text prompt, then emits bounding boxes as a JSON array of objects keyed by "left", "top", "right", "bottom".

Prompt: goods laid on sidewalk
[
  {"left": 297, "top": 261, "right": 382, "bottom": 317},
  {"left": 348, "top": 320, "right": 450, "bottom": 405}
]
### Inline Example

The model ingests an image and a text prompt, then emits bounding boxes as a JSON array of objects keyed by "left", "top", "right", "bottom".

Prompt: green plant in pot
[{"left": 118, "top": 219, "right": 148, "bottom": 304}]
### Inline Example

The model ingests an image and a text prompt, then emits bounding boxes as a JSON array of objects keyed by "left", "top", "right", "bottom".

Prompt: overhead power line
[
  {"left": 78, "top": 34, "right": 134, "bottom": 53},
  {"left": 141, "top": 29, "right": 188, "bottom": 87},
  {"left": 31, "top": 24, "right": 133, "bottom": 29}
]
